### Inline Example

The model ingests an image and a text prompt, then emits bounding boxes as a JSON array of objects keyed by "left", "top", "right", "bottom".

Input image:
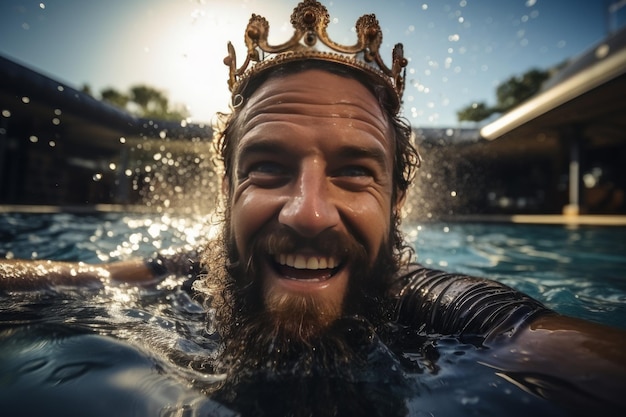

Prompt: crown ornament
[{"left": 224, "top": 0, "right": 408, "bottom": 112}]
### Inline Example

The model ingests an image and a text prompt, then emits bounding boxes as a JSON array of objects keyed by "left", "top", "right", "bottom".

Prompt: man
[{"left": 1, "top": 1, "right": 625, "bottom": 415}]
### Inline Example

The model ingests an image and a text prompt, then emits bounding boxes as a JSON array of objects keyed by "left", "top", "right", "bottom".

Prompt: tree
[
  {"left": 80, "top": 83, "right": 93, "bottom": 96},
  {"left": 99, "top": 85, "right": 189, "bottom": 121},
  {"left": 457, "top": 67, "right": 550, "bottom": 123},
  {"left": 456, "top": 102, "right": 492, "bottom": 123},
  {"left": 495, "top": 69, "right": 551, "bottom": 113},
  {"left": 129, "top": 85, "right": 168, "bottom": 117},
  {"left": 101, "top": 87, "right": 130, "bottom": 109}
]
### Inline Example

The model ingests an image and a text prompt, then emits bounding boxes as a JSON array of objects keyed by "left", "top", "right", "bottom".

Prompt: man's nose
[{"left": 278, "top": 165, "right": 340, "bottom": 238}]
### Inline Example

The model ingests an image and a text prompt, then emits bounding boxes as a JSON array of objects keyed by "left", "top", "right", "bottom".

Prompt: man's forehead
[{"left": 238, "top": 69, "right": 393, "bottom": 142}]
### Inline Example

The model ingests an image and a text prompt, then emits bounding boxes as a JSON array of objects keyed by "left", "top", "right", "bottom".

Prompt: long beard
[
  {"left": 208, "top": 222, "right": 398, "bottom": 374},
  {"left": 212, "top": 316, "right": 411, "bottom": 417},
  {"left": 199, "top": 222, "right": 408, "bottom": 416}
]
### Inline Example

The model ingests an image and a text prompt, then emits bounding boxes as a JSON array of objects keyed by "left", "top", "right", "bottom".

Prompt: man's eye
[
  {"left": 332, "top": 166, "right": 375, "bottom": 190},
  {"left": 245, "top": 162, "right": 290, "bottom": 187},
  {"left": 249, "top": 162, "right": 285, "bottom": 175},
  {"left": 336, "top": 166, "right": 373, "bottom": 178}
]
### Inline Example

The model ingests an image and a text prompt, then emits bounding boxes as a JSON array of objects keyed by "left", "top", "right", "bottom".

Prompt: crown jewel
[{"left": 224, "top": 0, "right": 408, "bottom": 112}]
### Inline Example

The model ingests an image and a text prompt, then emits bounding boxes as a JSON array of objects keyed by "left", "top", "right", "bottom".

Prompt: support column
[
  {"left": 115, "top": 146, "right": 130, "bottom": 205},
  {"left": 0, "top": 118, "right": 6, "bottom": 201},
  {"left": 563, "top": 134, "right": 582, "bottom": 216}
]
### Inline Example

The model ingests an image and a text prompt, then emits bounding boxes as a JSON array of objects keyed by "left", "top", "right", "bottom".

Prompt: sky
[{"left": 0, "top": 0, "right": 622, "bottom": 127}]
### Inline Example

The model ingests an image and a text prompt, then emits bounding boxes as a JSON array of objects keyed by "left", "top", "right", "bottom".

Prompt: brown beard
[
  {"left": 211, "top": 316, "right": 412, "bottom": 417},
  {"left": 202, "top": 222, "right": 397, "bottom": 374},
  {"left": 196, "top": 220, "right": 407, "bottom": 415}
]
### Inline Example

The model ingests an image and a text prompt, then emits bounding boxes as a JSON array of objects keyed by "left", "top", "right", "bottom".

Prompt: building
[
  {"left": 0, "top": 55, "right": 215, "bottom": 212},
  {"left": 413, "top": 26, "right": 626, "bottom": 218}
]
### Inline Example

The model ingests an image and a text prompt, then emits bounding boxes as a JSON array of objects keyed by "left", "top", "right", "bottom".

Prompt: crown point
[
  {"left": 247, "top": 27, "right": 260, "bottom": 40},
  {"left": 303, "top": 10, "right": 316, "bottom": 25}
]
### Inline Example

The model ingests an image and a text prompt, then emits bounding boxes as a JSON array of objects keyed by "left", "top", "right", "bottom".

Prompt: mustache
[
  {"left": 256, "top": 226, "right": 367, "bottom": 259},
  {"left": 227, "top": 225, "right": 369, "bottom": 284}
]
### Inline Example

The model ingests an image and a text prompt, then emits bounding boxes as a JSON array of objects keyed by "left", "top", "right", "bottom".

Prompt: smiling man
[
  {"left": 1, "top": 1, "right": 626, "bottom": 415},
  {"left": 193, "top": 1, "right": 422, "bottom": 363},
  {"left": 217, "top": 66, "right": 400, "bottom": 333},
  {"left": 196, "top": 65, "right": 410, "bottom": 381}
]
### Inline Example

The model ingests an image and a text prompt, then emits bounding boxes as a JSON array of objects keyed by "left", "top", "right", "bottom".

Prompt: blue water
[
  {"left": 406, "top": 222, "right": 626, "bottom": 330},
  {"left": 1, "top": 212, "right": 625, "bottom": 416}
]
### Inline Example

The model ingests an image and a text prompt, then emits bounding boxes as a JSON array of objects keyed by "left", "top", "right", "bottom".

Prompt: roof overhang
[{"left": 480, "top": 34, "right": 626, "bottom": 143}]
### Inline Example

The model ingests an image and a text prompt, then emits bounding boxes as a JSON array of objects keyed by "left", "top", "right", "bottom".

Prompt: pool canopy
[{"left": 480, "top": 26, "right": 626, "bottom": 150}]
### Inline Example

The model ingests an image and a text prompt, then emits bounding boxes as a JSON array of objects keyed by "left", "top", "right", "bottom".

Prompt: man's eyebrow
[
  {"left": 237, "top": 141, "right": 288, "bottom": 160},
  {"left": 236, "top": 141, "right": 390, "bottom": 168},
  {"left": 336, "top": 145, "right": 389, "bottom": 169}
]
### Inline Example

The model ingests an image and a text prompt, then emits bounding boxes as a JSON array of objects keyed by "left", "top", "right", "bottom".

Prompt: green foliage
[
  {"left": 495, "top": 68, "right": 550, "bottom": 113},
  {"left": 457, "top": 67, "right": 550, "bottom": 123},
  {"left": 456, "top": 102, "right": 494, "bottom": 123},
  {"left": 101, "top": 87, "right": 130, "bottom": 109},
  {"left": 80, "top": 83, "right": 93, "bottom": 96},
  {"left": 99, "top": 84, "right": 189, "bottom": 121}
]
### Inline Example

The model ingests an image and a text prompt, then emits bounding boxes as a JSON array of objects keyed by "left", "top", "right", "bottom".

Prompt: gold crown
[{"left": 223, "top": 0, "right": 407, "bottom": 112}]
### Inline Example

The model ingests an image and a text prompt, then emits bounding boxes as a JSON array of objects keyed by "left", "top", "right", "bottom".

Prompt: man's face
[{"left": 226, "top": 69, "right": 398, "bottom": 330}]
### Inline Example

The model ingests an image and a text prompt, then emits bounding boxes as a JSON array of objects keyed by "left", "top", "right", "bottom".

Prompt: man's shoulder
[{"left": 391, "top": 263, "right": 549, "bottom": 342}]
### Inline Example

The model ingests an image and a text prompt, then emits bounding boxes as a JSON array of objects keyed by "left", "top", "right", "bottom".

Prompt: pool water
[
  {"left": 407, "top": 222, "right": 626, "bottom": 330},
  {"left": 1, "top": 212, "right": 625, "bottom": 416}
]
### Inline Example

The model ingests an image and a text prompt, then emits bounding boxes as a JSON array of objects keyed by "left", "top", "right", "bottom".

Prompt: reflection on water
[
  {"left": 408, "top": 221, "right": 626, "bottom": 329},
  {"left": 1, "top": 213, "right": 625, "bottom": 415}
]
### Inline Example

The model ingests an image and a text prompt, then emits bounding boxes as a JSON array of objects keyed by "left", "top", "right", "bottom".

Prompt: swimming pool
[{"left": 1, "top": 212, "right": 625, "bottom": 416}]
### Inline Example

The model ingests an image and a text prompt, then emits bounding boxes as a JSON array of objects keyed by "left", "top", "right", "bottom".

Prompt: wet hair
[
  {"left": 196, "top": 61, "right": 421, "bottom": 352},
  {"left": 213, "top": 60, "right": 421, "bottom": 264}
]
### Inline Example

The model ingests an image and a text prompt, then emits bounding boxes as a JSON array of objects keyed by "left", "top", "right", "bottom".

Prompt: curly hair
[{"left": 195, "top": 60, "right": 422, "bottom": 344}]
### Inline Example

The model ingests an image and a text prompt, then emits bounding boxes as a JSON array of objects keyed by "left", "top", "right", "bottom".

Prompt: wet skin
[{"left": 226, "top": 69, "right": 401, "bottom": 320}]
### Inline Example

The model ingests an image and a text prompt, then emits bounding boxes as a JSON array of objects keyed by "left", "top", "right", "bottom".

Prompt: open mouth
[{"left": 272, "top": 253, "right": 342, "bottom": 281}]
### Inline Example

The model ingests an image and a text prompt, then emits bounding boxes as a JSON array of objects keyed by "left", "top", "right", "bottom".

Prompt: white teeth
[
  {"left": 306, "top": 257, "right": 319, "bottom": 269},
  {"left": 275, "top": 254, "right": 339, "bottom": 270},
  {"left": 294, "top": 255, "right": 306, "bottom": 269}
]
